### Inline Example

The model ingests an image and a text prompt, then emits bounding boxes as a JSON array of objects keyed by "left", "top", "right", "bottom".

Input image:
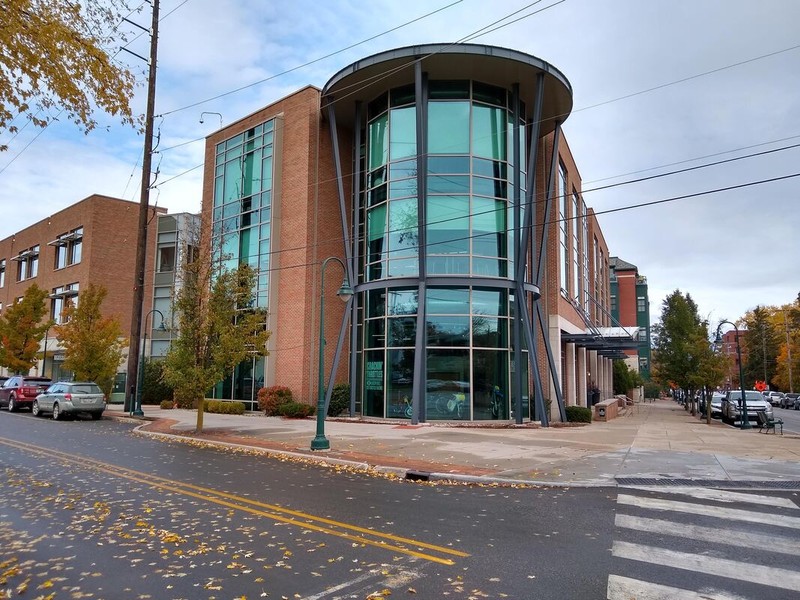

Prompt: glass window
[
  {"left": 473, "top": 82, "right": 506, "bottom": 106},
  {"left": 472, "top": 197, "right": 505, "bottom": 258},
  {"left": 367, "top": 204, "right": 387, "bottom": 264},
  {"left": 69, "top": 238, "right": 82, "bottom": 265},
  {"left": 0, "top": 259, "right": 4, "bottom": 287},
  {"left": 637, "top": 296, "right": 646, "bottom": 312},
  {"left": 387, "top": 289, "right": 418, "bottom": 315},
  {"left": 388, "top": 200, "right": 418, "bottom": 253},
  {"left": 55, "top": 245, "right": 67, "bottom": 270},
  {"left": 427, "top": 315, "right": 470, "bottom": 347},
  {"left": 389, "top": 107, "right": 416, "bottom": 161},
  {"left": 428, "top": 156, "right": 470, "bottom": 175},
  {"left": 386, "top": 348, "right": 415, "bottom": 418},
  {"left": 472, "top": 289, "right": 506, "bottom": 317},
  {"left": 427, "top": 175, "right": 469, "bottom": 195},
  {"left": 364, "top": 349, "right": 385, "bottom": 418},
  {"left": 426, "top": 349, "right": 470, "bottom": 420},
  {"left": 367, "top": 289, "right": 386, "bottom": 318},
  {"left": 426, "top": 288, "right": 469, "bottom": 315},
  {"left": 158, "top": 245, "right": 176, "bottom": 273},
  {"left": 426, "top": 195, "right": 469, "bottom": 256},
  {"left": 429, "top": 80, "right": 469, "bottom": 99},
  {"left": 428, "top": 102, "right": 470, "bottom": 154},
  {"left": 387, "top": 317, "right": 416, "bottom": 347},
  {"left": 369, "top": 114, "right": 388, "bottom": 170},
  {"left": 472, "top": 350, "right": 508, "bottom": 420},
  {"left": 473, "top": 104, "right": 506, "bottom": 160}
]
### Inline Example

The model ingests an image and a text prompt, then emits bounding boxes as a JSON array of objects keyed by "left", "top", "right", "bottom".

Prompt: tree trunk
[{"left": 195, "top": 397, "right": 205, "bottom": 433}]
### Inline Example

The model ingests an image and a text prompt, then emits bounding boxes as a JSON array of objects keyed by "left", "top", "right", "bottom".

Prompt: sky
[{"left": 1, "top": 0, "right": 798, "bottom": 326}]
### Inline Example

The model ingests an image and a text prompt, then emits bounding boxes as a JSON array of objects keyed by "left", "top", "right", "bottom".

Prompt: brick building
[
  {"left": 201, "top": 43, "right": 637, "bottom": 423},
  {"left": 609, "top": 256, "right": 652, "bottom": 378},
  {"left": 0, "top": 194, "right": 163, "bottom": 393}
]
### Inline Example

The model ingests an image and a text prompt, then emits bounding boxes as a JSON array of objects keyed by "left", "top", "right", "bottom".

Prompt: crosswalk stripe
[
  {"left": 615, "top": 514, "right": 798, "bottom": 556},
  {"left": 617, "top": 494, "right": 800, "bottom": 530},
  {"left": 613, "top": 541, "right": 800, "bottom": 593},
  {"left": 607, "top": 574, "right": 744, "bottom": 600},
  {"left": 623, "top": 486, "right": 799, "bottom": 510}
]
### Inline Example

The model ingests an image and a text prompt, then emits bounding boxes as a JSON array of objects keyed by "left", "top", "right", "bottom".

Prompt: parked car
[
  {"left": 708, "top": 392, "right": 726, "bottom": 418},
  {"left": 795, "top": 395, "right": 800, "bottom": 410},
  {"left": 780, "top": 392, "right": 798, "bottom": 409},
  {"left": 765, "top": 391, "right": 784, "bottom": 407},
  {"left": 0, "top": 376, "right": 52, "bottom": 411},
  {"left": 33, "top": 382, "right": 106, "bottom": 420},
  {"left": 721, "top": 390, "right": 772, "bottom": 425}
]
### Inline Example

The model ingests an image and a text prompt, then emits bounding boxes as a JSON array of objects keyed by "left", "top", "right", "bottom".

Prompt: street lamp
[
  {"left": 715, "top": 320, "right": 750, "bottom": 430},
  {"left": 311, "top": 257, "right": 353, "bottom": 451},
  {"left": 134, "top": 308, "right": 166, "bottom": 417}
]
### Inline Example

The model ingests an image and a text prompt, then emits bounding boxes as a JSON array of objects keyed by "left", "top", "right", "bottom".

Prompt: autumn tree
[
  {"left": 55, "top": 284, "right": 126, "bottom": 397},
  {"left": 774, "top": 297, "right": 800, "bottom": 392},
  {"left": 0, "top": 283, "right": 52, "bottom": 373},
  {"left": 0, "top": 0, "right": 138, "bottom": 150},
  {"left": 742, "top": 306, "right": 780, "bottom": 389},
  {"left": 163, "top": 251, "right": 270, "bottom": 433}
]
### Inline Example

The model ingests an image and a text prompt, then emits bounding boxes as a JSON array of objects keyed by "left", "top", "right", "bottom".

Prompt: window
[
  {"left": 637, "top": 296, "right": 646, "bottom": 312},
  {"left": 610, "top": 295, "right": 617, "bottom": 313},
  {"left": 0, "top": 259, "right": 4, "bottom": 287},
  {"left": 14, "top": 245, "right": 39, "bottom": 281},
  {"left": 158, "top": 244, "right": 176, "bottom": 273},
  {"left": 50, "top": 227, "right": 83, "bottom": 269},
  {"left": 558, "top": 163, "right": 568, "bottom": 292},
  {"left": 51, "top": 283, "right": 79, "bottom": 324},
  {"left": 571, "top": 190, "right": 580, "bottom": 301},
  {"left": 638, "top": 329, "right": 648, "bottom": 342}
]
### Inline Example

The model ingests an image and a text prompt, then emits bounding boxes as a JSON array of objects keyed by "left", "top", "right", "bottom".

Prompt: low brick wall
[{"left": 594, "top": 398, "right": 619, "bottom": 422}]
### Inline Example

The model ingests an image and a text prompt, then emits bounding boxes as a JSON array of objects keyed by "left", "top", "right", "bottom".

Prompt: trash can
[{"left": 592, "top": 390, "right": 601, "bottom": 405}]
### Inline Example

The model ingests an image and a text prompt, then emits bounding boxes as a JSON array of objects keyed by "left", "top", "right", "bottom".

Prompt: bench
[{"left": 756, "top": 411, "right": 783, "bottom": 435}]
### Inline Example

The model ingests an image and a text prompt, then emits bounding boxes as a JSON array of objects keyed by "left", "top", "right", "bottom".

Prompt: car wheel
[
  {"left": 7, "top": 395, "right": 17, "bottom": 412},
  {"left": 52, "top": 403, "right": 63, "bottom": 421},
  {"left": 90, "top": 412, "right": 102, "bottom": 420},
  {"left": 32, "top": 400, "right": 41, "bottom": 417}
]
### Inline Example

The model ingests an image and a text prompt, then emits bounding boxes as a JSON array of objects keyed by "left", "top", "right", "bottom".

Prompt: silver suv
[
  {"left": 32, "top": 382, "right": 106, "bottom": 420},
  {"left": 721, "top": 390, "right": 772, "bottom": 425}
]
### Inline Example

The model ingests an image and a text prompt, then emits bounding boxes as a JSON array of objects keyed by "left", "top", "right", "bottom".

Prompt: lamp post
[
  {"left": 134, "top": 308, "right": 165, "bottom": 417},
  {"left": 715, "top": 320, "right": 750, "bottom": 429},
  {"left": 311, "top": 257, "right": 353, "bottom": 451}
]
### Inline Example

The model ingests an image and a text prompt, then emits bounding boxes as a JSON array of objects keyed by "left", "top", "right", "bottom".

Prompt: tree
[
  {"left": 0, "top": 283, "right": 51, "bottom": 373},
  {"left": 742, "top": 306, "right": 780, "bottom": 389},
  {"left": 0, "top": 0, "right": 137, "bottom": 150},
  {"left": 163, "top": 251, "right": 270, "bottom": 433},
  {"left": 651, "top": 290, "right": 709, "bottom": 415},
  {"left": 774, "top": 297, "right": 800, "bottom": 392},
  {"left": 54, "top": 284, "right": 126, "bottom": 397}
]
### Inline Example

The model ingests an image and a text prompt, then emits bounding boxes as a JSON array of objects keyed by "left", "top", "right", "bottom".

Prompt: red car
[{"left": 0, "top": 376, "right": 52, "bottom": 412}]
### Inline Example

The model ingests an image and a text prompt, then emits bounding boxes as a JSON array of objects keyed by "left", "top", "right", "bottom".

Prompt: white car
[
  {"left": 765, "top": 391, "right": 784, "bottom": 407},
  {"left": 708, "top": 392, "right": 725, "bottom": 418}
]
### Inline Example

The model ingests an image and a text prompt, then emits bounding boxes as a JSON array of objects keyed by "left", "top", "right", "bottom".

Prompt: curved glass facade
[{"left": 359, "top": 80, "right": 529, "bottom": 421}]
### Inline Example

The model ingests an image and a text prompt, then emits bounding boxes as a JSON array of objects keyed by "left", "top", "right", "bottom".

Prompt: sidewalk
[{"left": 106, "top": 399, "right": 800, "bottom": 487}]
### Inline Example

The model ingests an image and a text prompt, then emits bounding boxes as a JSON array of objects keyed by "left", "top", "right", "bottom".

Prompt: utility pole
[
  {"left": 785, "top": 309, "right": 794, "bottom": 393},
  {"left": 124, "top": 0, "right": 160, "bottom": 413}
]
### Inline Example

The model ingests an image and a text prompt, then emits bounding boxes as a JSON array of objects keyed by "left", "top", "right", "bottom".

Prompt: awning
[{"left": 562, "top": 326, "right": 639, "bottom": 358}]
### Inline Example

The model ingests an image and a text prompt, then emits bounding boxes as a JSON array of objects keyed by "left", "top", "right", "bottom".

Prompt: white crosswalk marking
[
  {"left": 612, "top": 540, "right": 800, "bottom": 592},
  {"left": 624, "top": 486, "right": 799, "bottom": 509},
  {"left": 607, "top": 574, "right": 747, "bottom": 600},
  {"left": 615, "top": 513, "right": 798, "bottom": 556},
  {"left": 617, "top": 493, "right": 800, "bottom": 529},
  {"left": 609, "top": 488, "right": 800, "bottom": 599}
]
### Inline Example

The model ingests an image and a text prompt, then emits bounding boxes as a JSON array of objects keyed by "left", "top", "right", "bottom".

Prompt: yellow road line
[{"left": 0, "top": 436, "right": 468, "bottom": 565}]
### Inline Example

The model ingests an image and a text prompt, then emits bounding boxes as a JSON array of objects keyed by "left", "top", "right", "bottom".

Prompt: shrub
[
  {"left": 328, "top": 383, "right": 350, "bottom": 417},
  {"left": 276, "top": 401, "right": 314, "bottom": 418},
  {"left": 257, "top": 385, "right": 293, "bottom": 415},
  {"left": 203, "top": 400, "right": 246, "bottom": 415},
  {"left": 142, "top": 358, "right": 174, "bottom": 405},
  {"left": 565, "top": 405, "right": 592, "bottom": 423},
  {"left": 643, "top": 381, "right": 661, "bottom": 400},
  {"left": 159, "top": 400, "right": 174, "bottom": 410}
]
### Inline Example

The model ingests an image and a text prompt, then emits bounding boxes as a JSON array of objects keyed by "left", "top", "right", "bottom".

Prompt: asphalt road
[
  {"left": 1, "top": 411, "right": 798, "bottom": 599},
  {"left": 774, "top": 404, "right": 800, "bottom": 434}
]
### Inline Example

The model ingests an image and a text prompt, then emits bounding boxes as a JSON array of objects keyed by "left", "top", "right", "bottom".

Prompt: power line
[{"left": 157, "top": 0, "right": 466, "bottom": 117}]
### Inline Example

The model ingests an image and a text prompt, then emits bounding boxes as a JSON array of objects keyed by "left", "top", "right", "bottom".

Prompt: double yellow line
[{"left": 0, "top": 436, "right": 468, "bottom": 565}]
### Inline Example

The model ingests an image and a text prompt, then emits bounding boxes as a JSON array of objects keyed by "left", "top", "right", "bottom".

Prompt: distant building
[
  {"left": 0, "top": 194, "right": 164, "bottom": 397},
  {"left": 719, "top": 329, "right": 746, "bottom": 388},
  {"left": 609, "top": 256, "right": 651, "bottom": 378}
]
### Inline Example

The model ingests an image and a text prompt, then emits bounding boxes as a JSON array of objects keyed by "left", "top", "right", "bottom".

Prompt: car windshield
[{"left": 730, "top": 391, "right": 765, "bottom": 401}]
